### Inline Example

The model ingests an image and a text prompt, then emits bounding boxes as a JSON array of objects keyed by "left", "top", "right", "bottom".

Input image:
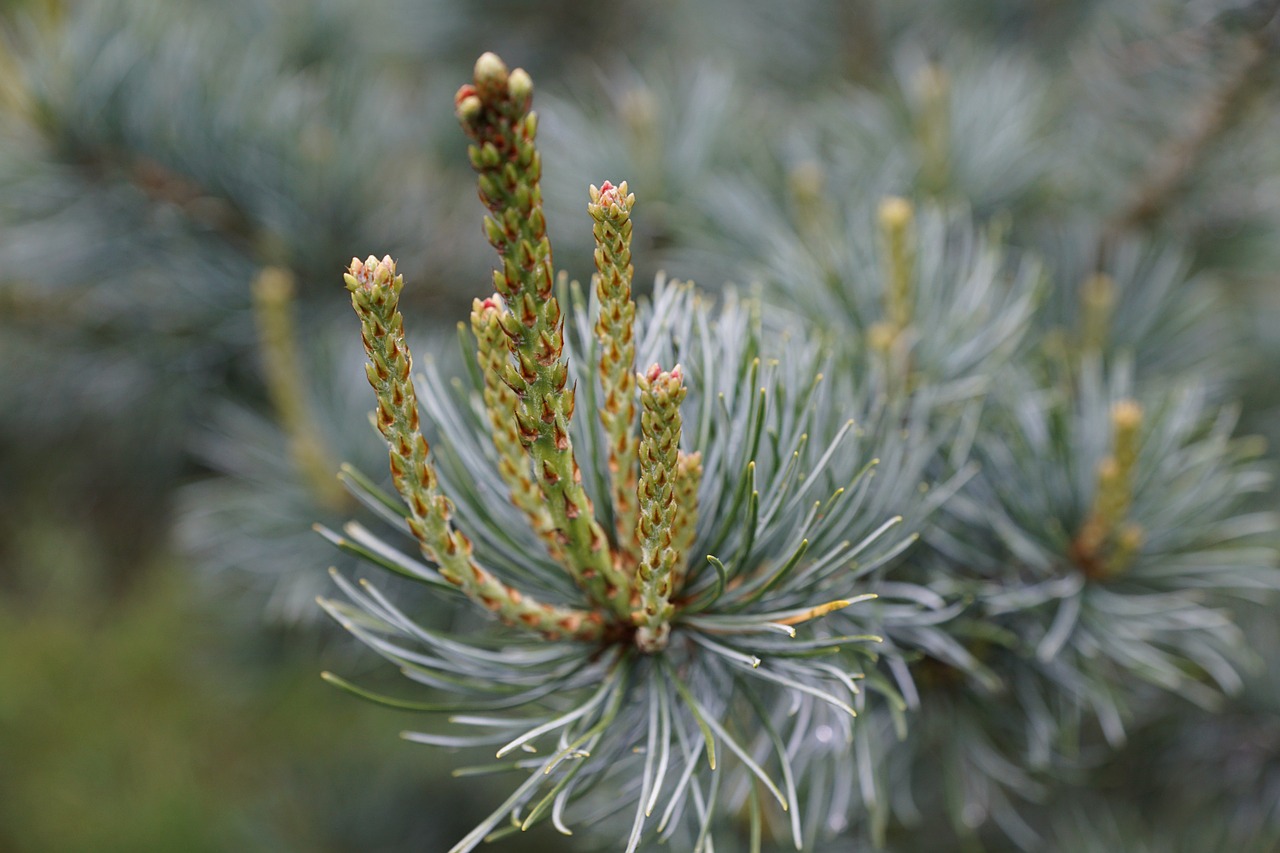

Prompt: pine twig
[
  {"left": 1110, "top": 22, "right": 1276, "bottom": 232},
  {"left": 633, "top": 363, "right": 688, "bottom": 652},
  {"left": 345, "top": 255, "right": 604, "bottom": 641},
  {"left": 455, "top": 53, "right": 631, "bottom": 616},
  {"left": 589, "top": 180, "right": 642, "bottom": 561},
  {"left": 252, "top": 267, "right": 348, "bottom": 512},
  {"left": 469, "top": 295, "right": 562, "bottom": 553},
  {"left": 1071, "top": 399, "right": 1145, "bottom": 579},
  {"left": 669, "top": 450, "right": 703, "bottom": 593}
]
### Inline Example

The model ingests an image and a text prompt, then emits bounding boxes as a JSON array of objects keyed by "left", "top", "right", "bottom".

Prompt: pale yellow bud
[{"left": 878, "top": 196, "right": 914, "bottom": 233}]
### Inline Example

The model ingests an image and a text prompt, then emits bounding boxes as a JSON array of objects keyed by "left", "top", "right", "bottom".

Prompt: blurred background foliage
[{"left": 0, "top": 0, "right": 1277, "bottom": 850}]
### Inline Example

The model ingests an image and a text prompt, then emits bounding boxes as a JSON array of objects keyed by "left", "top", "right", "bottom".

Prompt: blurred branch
[
  {"left": 1110, "top": 3, "right": 1279, "bottom": 232},
  {"left": 252, "top": 267, "right": 349, "bottom": 512}
]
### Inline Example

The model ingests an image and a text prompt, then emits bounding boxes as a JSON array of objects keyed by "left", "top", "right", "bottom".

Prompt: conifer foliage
[
  {"left": 321, "top": 50, "right": 1278, "bottom": 851},
  {"left": 3, "top": 2, "right": 1276, "bottom": 851},
  {"left": 323, "top": 53, "right": 939, "bottom": 851}
]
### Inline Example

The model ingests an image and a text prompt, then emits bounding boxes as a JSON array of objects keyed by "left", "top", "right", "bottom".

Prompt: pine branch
[
  {"left": 1110, "top": 17, "right": 1277, "bottom": 232},
  {"left": 344, "top": 255, "right": 604, "bottom": 642},
  {"left": 468, "top": 294, "right": 562, "bottom": 553},
  {"left": 1071, "top": 399, "right": 1145, "bottom": 579},
  {"left": 251, "top": 267, "right": 348, "bottom": 512},
  {"left": 589, "top": 180, "right": 642, "bottom": 561},
  {"left": 455, "top": 53, "right": 631, "bottom": 615},
  {"left": 633, "top": 363, "right": 688, "bottom": 652},
  {"left": 669, "top": 450, "right": 703, "bottom": 593}
]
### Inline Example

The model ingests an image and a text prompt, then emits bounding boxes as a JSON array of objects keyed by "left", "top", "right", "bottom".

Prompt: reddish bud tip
[
  {"left": 596, "top": 179, "right": 627, "bottom": 210},
  {"left": 347, "top": 255, "right": 397, "bottom": 291},
  {"left": 454, "top": 84, "right": 478, "bottom": 106}
]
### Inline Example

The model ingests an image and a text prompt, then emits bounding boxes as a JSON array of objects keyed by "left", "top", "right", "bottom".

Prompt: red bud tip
[
  {"left": 454, "top": 84, "right": 478, "bottom": 107},
  {"left": 597, "top": 180, "right": 624, "bottom": 208}
]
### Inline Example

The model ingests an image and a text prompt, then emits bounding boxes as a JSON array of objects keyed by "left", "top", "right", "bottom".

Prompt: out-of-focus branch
[{"left": 1110, "top": 8, "right": 1278, "bottom": 232}]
